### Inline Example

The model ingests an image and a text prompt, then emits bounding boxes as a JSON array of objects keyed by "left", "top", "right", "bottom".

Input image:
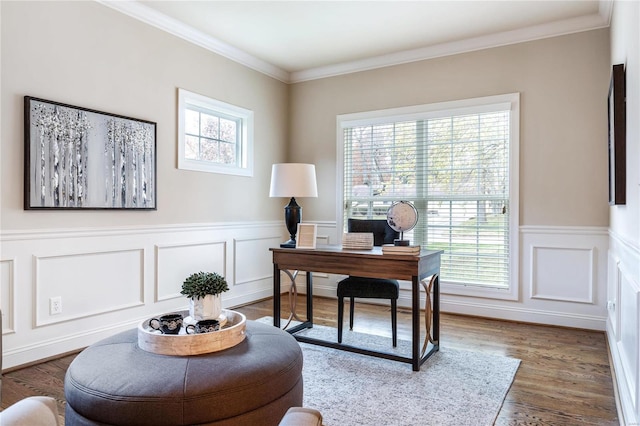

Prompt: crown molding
[
  {"left": 290, "top": 9, "right": 611, "bottom": 83},
  {"left": 599, "top": 0, "right": 614, "bottom": 26},
  {"left": 97, "top": 0, "right": 611, "bottom": 85},
  {"left": 96, "top": 0, "right": 290, "bottom": 83}
]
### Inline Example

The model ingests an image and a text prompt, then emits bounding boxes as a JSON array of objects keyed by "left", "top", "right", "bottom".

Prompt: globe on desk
[{"left": 386, "top": 201, "right": 419, "bottom": 246}]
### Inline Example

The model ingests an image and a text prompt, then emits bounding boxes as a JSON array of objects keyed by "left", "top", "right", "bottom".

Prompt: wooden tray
[{"left": 138, "top": 309, "right": 246, "bottom": 356}]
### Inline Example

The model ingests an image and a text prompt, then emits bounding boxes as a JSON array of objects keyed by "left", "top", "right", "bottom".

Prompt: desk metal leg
[
  {"left": 275, "top": 269, "right": 313, "bottom": 334},
  {"left": 306, "top": 271, "right": 313, "bottom": 326},
  {"left": 412, "top": 275, "right": 420, "bottom": 371},
  {"left": 433, "top": 274, "right": 440, "bottom": 344},
  {"left": 273, "top": 264, "right": 281, "bottom": 328},
  {"left": 421, "top": 274, "right": 439, "bottom": 356},
  {"left": 282, "top": 270, "right": 305, "bottom": 330}
]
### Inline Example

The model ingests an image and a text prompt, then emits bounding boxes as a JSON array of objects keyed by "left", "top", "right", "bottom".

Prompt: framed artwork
[
  {"left": 608, "top": 64, "right": 626, "bottom": 206},
  {"left": 296, "top": 223, "right": 317, "bottom": 249},
  {"left": 24, "top": 96, "right": 157, "bottom": 210}
]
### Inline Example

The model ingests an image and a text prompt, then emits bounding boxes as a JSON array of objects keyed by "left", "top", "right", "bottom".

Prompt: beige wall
[
  {"left": 0, "top": 2, "right": 612, "bottom": 230},
  {"left": 289, "top": 29, "right": 611, "bottom": 227},
  {"left": 1, "top": 1, "right": 288, "bottom": 231}
]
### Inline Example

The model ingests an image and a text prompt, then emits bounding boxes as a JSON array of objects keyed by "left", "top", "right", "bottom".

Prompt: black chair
[{"left": 338, "top": 219, "right": 400, "bottom": 347}]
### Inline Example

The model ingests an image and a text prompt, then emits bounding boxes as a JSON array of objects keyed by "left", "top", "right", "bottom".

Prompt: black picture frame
[
  {"left": 608, "top": 64, "right": 626, "bottom": 206},
  {"left": 24, "top": 96, "right": 157, "bottom": 210}
]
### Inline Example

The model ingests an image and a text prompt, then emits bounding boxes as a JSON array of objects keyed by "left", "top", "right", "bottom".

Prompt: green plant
[{"left": 181, "top": 271, "right": 229, "bottom": 299}]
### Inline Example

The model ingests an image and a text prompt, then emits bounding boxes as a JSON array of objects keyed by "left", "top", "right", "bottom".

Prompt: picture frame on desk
[
  {"left": 296, "top": 223, "right": 317, "bottom": 249},
  {"left": 608, "top": 64, "right": 626, "bottom": 206}
]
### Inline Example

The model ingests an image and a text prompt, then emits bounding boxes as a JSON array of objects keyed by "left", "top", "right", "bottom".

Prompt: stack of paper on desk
[{"left": 342, "top": 232, "right": 374, "bottom": 250}]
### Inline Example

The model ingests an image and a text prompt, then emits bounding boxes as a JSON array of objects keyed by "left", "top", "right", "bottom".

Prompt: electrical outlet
[{"left": 50, "top": 296, "right": 62, "bottom": 315}]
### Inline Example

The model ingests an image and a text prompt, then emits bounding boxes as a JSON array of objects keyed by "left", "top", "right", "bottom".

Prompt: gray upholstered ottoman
[{"left": 64, "top": 320, "right": 303, "bottom": 426}]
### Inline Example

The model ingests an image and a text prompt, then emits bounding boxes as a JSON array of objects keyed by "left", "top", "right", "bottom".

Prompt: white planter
[{"left": 189, "top": 294, "right": 222, "bottom": 320}]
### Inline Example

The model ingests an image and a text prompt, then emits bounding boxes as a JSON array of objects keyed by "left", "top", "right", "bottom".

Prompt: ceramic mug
[
  {"left": 149, "top": 313, "right": 183, "bottom": 334},
  {"left": 186, "top": 319, "right": 220, "bottom": 334}
]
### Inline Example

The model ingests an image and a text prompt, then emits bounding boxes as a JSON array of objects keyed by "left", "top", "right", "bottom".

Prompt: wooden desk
[{"left": 271, "top": 245, "right": 442, "bottom": 371}]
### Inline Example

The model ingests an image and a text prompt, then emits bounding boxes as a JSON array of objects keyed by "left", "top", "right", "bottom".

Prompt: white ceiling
[{"left": 100, "top": 0, "right": 612, "bottom": 83}]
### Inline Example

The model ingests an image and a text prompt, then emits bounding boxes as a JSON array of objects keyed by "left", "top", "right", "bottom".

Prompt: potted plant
[{"left": 181, "top": 271, "right": 229, "bottom": 320}]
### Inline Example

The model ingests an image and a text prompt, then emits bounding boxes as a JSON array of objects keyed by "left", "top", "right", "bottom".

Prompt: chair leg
[
  {"left": 349, "top": 297, "right": 355, "bottom": 330},
  {"left": 391, "top": 298, "right": 397, "bottom": 347},
  {"left": 338, "top": 296, "right": 344, "bottom": 343}
]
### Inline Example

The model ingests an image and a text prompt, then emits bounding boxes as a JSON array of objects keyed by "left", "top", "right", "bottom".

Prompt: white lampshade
[{"left": 269, "top": 163, "right": 318, "bottom": 198}]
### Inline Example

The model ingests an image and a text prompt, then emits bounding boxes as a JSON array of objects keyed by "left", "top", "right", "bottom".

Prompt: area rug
[{"left": 257, "top": 318, "right": 520, "bottom": 426}]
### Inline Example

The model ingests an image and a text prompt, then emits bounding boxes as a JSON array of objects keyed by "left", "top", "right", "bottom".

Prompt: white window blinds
[{"left": 342, "top": 102, "right": 513, "bottom": 289}]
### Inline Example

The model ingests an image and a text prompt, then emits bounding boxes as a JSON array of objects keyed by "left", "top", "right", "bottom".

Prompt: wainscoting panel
[
  {"left": 607, "top": 253, "right": 621, "bottom": 338},
  {"left": 156, "top": 241, "right": 226, "bottom": 302},
  {"left": 617, "top": 272, "right": 639, "bottom": 412},
  {"left": 34, "top": 249, "right": 145, "bottom": 327},
  {"left": 315, "top": 233, "right": 331, "bottom": 245},
  {"left": 1, "top": 258, "right": 16, "bottom": 334},
  {"left": 607, "top": 231, "right": 640, "bottom": 425},
  {"left": 234, "top": 236, "right": 281, "bottom": 286},
  {"left": 530, "top": 245, "right": 594, "bottom": 304},
  {"left": 0, "top": 221, "right": 283, "bottom": 369},
  {"left": 517, "top": 226, "right": 608, "bottom": 328}
]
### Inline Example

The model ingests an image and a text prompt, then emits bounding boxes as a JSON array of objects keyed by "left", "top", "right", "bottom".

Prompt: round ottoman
[{"left": 64, "top": 320, "right": 303, "bottom": 426}]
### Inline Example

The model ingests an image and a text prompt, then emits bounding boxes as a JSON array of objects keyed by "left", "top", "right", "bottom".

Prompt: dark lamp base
[
  {"left": 394, "top": 239, "right": 410, "bottom": 246},
  {"left": 280, "top": 239, "right": 297, "bottom": 248}
]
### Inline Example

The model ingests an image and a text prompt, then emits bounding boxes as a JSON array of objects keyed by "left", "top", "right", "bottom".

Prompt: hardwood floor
[{"left": 1, "top": 296, "right": 619, "bottom": 425}]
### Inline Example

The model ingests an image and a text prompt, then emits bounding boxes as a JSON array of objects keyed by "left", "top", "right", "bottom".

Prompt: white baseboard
[{"left": 440, "top": 298, "right": 606, "bottom": 329}]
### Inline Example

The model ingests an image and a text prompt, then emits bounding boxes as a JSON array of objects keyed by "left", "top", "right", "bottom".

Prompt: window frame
[
  {"left": 178, "top": 88, "right": 254, "bottom": 177},
  {"left": 336, "top": 93, "right": 520, "bottom": 301}
]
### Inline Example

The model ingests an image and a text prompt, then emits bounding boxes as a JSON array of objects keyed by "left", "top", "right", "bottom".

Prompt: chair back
[{"left": 347, "top": 219, "right": 399, "bottom": 247}]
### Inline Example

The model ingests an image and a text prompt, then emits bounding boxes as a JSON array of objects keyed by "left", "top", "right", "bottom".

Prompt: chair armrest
[{"left": 0, "top": 396, "right": 60, "bottom": 426}]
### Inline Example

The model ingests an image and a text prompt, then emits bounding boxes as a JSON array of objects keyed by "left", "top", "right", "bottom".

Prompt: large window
[
  {"left": 338, "top": 94, "right": 519, "bottom": 299},
  {"left": 178, "top": 89, "right": 253, "bottom": 176}
]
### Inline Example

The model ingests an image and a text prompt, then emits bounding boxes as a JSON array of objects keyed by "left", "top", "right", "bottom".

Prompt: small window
[{"left": 178, "top": 89, "right": 253, "bottom": 176}]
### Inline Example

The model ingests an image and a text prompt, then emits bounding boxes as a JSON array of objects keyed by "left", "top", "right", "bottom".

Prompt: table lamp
[{"left": 269, "top": 163, "right": 318, "bottom": 248}]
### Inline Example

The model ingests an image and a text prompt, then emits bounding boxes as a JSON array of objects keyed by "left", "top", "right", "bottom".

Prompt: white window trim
[
  {"left": 177, "top": 88, "right": 254, "bottom": 177},
  {"left": 336, "top": 93, "right": 520, "bottom": 301}
]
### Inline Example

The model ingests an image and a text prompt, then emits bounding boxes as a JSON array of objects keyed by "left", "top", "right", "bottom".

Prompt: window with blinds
[{"left": 340, "top": 95, "right": 519, "bottom": 292}]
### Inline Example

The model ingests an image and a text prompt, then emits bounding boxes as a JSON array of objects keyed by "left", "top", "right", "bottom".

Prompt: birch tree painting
[{"left": 25, "top": 97, "right": 156, "bottom": 209}]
